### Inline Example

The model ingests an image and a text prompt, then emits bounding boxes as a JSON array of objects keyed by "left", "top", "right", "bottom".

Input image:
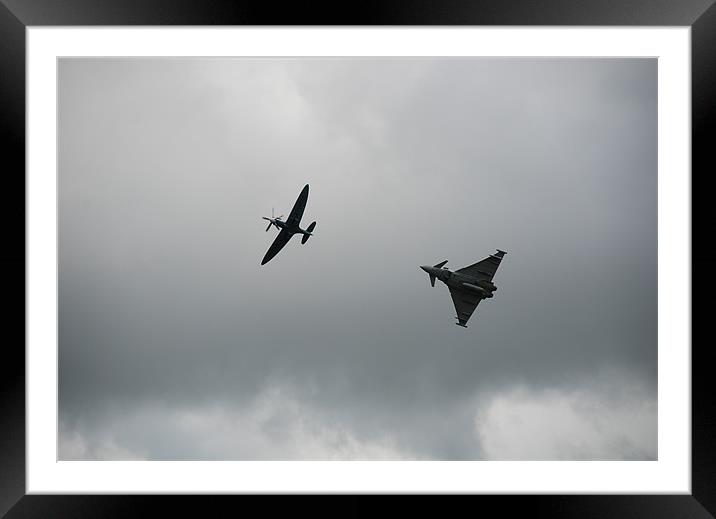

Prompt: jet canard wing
[
  {"left": 261, "top": 228, "right": 293, "bottom": 265},
  {"left": 448, "top": 286, "right": 482, "bottom": 327},
  {"left": 456, "top": 250, "right": 506, "bottom": 282},
  {"left": 286, "top": 184, "right": 309, "bottom": 227}
]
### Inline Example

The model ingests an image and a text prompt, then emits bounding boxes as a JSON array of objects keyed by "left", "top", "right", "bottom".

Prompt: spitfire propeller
[{"left": 262, "top": 208, "right": 284, "bottom": 231}]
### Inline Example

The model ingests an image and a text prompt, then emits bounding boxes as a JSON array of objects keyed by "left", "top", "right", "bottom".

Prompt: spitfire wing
[
  {"left": 456, "top": 250, "right": 506, "bottom": 281},
  {"left": 261, "top": 228, "right": 293, "bottom": 265},
  {"left": 286, "top": 184, "right": 309, "bottom": 227},
  {"left": 448, "top": 287, "right": 482, "bottom": 327}
]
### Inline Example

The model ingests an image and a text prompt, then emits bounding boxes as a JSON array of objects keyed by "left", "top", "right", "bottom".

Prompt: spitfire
[
  {"left": 260, "top": 184, "right": 317, "bottom": 265},
  {"left": 420, "top": 250, "right": 507, "bottom": 328}
]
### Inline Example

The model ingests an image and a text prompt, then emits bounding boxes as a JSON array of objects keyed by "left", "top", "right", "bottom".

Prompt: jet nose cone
[{"left": 420, "top": 266, "right": 430, "bottom": 273}]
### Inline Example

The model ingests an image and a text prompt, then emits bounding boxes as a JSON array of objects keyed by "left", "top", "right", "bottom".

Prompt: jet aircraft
[
  {"left": 420, "top": 250, "right": 506, "bottom": 327},
  {"left": 261, "top": 184, "right": 316, "bottom": 265}
]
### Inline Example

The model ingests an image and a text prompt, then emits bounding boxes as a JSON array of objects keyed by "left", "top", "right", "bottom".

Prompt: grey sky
[{"left": 58, "top": 58, "right": 657, "bottom": 460}]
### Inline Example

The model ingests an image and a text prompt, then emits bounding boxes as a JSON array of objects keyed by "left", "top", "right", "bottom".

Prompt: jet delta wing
[
  {"left": 449, "top": 287, "right": 482, "bottom": 328},
  {"left": 456, "top": 249, "right": 506, "bottom": 281}
]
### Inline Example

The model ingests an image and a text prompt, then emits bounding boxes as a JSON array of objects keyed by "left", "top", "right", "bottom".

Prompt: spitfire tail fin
[{"left": 301, "top": 222, "right": 316, "bottom": 244}]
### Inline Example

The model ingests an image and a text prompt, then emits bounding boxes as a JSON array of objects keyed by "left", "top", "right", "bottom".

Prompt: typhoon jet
[
  {"left": 420, "top": 250, "right": 506, "bottom": 327},
  {"left": 261, "top": 184, "right": 316, "bottom": 265}
]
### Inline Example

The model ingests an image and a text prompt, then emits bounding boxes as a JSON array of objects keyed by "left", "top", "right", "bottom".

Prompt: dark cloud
[{"left": 58, "top": 58, "right": 656, "bottom": 460}]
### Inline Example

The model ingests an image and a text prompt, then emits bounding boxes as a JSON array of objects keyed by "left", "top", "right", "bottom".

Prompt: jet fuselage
[{"left": 419, "top": 265, "right": 497, "bottom": 298}]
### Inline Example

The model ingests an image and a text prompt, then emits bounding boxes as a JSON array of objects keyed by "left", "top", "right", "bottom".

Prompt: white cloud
[
  {"left": 60, "top": 384, "right": 414, "bottom": 460},
  {"left": 172, "top": 384, "right": 414, "bottom": 460},
  {"left": 59, "top": 423, "right": 147, "bottom": 460},
  {"left": 61, "top": 377, "right": 657, "bottom": 461},
  {"left": 474, "top": 383, "right": 657, "bottom": 460}
]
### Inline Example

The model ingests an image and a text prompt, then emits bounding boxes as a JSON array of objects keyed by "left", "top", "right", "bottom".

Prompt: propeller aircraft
[{"left": 260, "top": 184, "right": 316, "bottom": 265}]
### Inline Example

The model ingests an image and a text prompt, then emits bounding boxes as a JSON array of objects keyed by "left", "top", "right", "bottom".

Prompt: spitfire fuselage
[{"left": 266, "top": 218, "right": 311, "bottom": 237}]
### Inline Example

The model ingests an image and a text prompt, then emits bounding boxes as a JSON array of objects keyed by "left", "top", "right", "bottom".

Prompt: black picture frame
[{"left": 2, "top": 1, "right": 713, "bottom": 517}]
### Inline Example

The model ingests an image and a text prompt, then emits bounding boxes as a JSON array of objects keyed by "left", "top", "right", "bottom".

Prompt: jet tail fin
[
  {"left": 301, "top": 222, "right": 316, "bottom": 244},
  {"left": 427, "top": 260, "right": 446, "bottom": 286}
]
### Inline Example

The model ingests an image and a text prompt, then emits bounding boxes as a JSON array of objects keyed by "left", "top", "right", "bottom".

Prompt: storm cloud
[{"left": 58, "top": 58, "right": 657, "bottom": 460}]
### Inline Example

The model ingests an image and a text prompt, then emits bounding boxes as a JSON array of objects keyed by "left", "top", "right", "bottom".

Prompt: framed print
[{"left": 3, "top": 0, "right": 713, "bottom": 517}]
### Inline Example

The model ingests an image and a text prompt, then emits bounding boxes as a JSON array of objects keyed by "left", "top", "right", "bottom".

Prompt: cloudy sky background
[{"left": 58, "top": 58, "right": 657, "bottom": 460}]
